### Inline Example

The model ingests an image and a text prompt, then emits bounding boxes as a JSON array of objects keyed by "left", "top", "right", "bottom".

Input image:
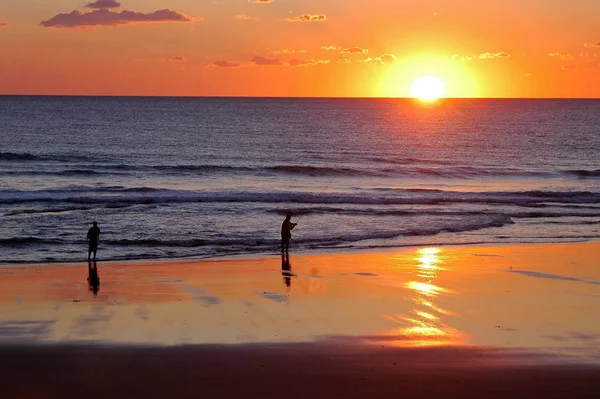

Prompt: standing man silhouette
[
  {"left": 281, "top": 212, "right": 297, "bottom": 254},
  {"left": 87, "top": 221, "right": 100, "bottom": 261}
]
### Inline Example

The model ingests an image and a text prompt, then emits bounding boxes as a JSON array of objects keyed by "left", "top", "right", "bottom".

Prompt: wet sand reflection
[{"left": 391, "top": 248, "right": 464, "bottom": 346}]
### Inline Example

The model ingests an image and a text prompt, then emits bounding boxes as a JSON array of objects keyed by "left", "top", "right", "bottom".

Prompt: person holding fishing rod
[
  {"left": 281, "top": 212, "right": 297, "bottom": 254},
  {"left": 281, "top": 176, "right": 334, "bottom": 254}
]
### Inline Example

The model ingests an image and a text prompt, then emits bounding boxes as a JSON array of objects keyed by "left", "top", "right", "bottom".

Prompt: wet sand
[
  {"left": 4, "top": 343, "right": 600, "bottom": 399},
  {"left": 1, "top": 242, "right": 600, "bottom": 397}
]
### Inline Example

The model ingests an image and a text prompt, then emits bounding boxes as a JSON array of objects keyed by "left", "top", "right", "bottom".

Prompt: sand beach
[{"left": 2, "top": 242, "right": 599, "bottom": 397}]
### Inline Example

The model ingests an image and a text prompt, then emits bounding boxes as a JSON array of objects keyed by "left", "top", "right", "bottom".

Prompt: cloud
[
  {"left": 272, "top": 49, "right": 306, "bottom": 55},
  {"left": 0, "top": 23, "right": 8, "bottom": 29},
  {"left": 580, "top": 52, "right": 589, "bottom": 57},
  {"left": 584, "top": 41, "right": 600, "bottom": 48},
  {"left": 235, "top": 14, "right": 253, "bottom": 20},
  {"left": 321, "top": 45, "right": 340, "bottom": 52},
  {"left": 250, "top": 56, "right": 283, "bottom": 66},
  {"left": 373, "top": 54, "right": 397, "bottom": 65},
  {"left": 479, "top": 52, "right": 511, "bottom": 59},
  {"left": 248, "top": 0, "right": 274, "bottom": 3},
  {"left": 288, "top": 59, "right": 311, "bottom": 66},
  {"left": 286, "top": 14, "right": 326, "bottom": 22},
  {"left": 40, "top": 8, "right": 198, "bottom": 28},
  {"left": 273, "top": 49, "right": 297, "bottom": 55},
  {"left": 341, "top": 47, "right": 368, "bottom": 54},
  {"left": 549, "top": 52, "right": 572, "bottom": 60},
  {"left": 167, "top": 56, "right": 185, "bottom": 62},
  {"left": 338, "top": 58, "right": 351, "bottom": 64},
  {"left": 206, "top": 60, "right": 241, "bottom": 68},
  {"left": 288, "top": 59, "right": 330, "bottom": 67},
  {"left": 85, "top": 0, "right": 121, "bottom": 8},
  {"left": 449, "top": 54, "right": 473, "bottom": 62},
  {"left": 359, "top": 54, "right": 396, "bottom": 65}
]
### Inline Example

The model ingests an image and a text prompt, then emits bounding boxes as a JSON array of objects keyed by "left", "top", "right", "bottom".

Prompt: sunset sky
[{"left": 1, "top": 0, "right": 599, "bottom": 97}]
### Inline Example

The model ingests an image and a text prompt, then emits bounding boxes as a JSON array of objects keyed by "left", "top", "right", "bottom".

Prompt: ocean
[{"left": 1, "top": 96, "right": 599, "bottom": 264}]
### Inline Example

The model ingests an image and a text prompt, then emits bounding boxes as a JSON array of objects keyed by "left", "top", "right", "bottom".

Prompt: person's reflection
[
  {"left": 281, "top": 252, "right": 292, "bottom": 288},
  {"left": 87, "top": 261, "right": 100, "bottom": 296}
]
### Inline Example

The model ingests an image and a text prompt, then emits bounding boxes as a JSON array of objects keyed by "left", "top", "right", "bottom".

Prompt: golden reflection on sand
[
  {"left": 389, "top": 247, "right": 464, "bottom": 346},
  {"left": 1, "top": 242, "right": 599, "bottom": 354}
]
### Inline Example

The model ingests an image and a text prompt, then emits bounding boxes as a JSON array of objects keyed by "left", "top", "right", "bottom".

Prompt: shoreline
[{"left": 2, "top": 238, "right": 599, "bottom": 267}]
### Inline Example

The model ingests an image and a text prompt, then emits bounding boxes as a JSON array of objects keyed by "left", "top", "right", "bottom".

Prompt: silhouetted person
[
  {"left": 87, "top": 221, "right": 100, "bottom": 261},
  {"left": 281, "top": 252, "right": 292, "bottom": 288},
  {"left": 88, "top": 261, "right": 100, "bottom": 296},
  {"left": 281, "top": 212, "right": 297, "bottom": 254}
]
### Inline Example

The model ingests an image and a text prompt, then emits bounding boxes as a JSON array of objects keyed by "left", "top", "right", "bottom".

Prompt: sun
[{"left": 410, "top": 76, "right": 446, "bottom": 101}]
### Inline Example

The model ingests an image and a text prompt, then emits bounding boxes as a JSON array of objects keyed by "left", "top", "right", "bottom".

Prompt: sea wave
[
  {"left": 0, "top": 152, "right": 93, "bottom": 163},
  {"left": 1, "top": 187, "right": 599, "bottom": 207},
  {"left": 0, "top": 169, "right": 109, "bottom": 177},
  {"left": 270, "top": 207, "right": 600, "bottom": 219},
  {"left": 564, "top": 169, "right": 600, "bottom": 178},
  {"left": 0, "top": 237, "right": 63, "bottom": 245},
  {"left": 95, "top": 215, "right": 514, "bottom": 248},
  {"left": 0, "top": 152, "right": 39, "bottom": 161},
  {"left": 4, "top": 157, "right": 600, "bottom": 180}
]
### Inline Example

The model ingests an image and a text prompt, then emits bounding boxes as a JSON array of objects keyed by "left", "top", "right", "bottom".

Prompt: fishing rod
[{"left": 294, "top": 176, "right": 336, "bottom": 224}]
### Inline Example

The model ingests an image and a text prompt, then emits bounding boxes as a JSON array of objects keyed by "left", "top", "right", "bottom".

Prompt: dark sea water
[{"left": 1, "top": 96, "right": 599, "bottom": 263}]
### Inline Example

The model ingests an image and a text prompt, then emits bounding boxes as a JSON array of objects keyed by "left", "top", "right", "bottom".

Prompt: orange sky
[{"left": 0, "top": 0, "right": 599, "bottom": 97}]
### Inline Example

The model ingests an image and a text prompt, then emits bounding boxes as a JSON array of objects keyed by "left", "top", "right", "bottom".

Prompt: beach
[
  {"left": 3, "top": 0, "right": 600, "bottom": 397},
  {"left": 2, "top": 242, "right": 599, "bottom": 397}
]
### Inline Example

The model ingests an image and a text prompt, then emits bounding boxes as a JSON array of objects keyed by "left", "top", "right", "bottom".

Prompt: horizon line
[{"left": 1, "top": 94, "right": 600, "bottom": 100}]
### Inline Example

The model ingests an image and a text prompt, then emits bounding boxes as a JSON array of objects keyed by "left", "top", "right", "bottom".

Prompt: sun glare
[{"left": 410, "top": 76, "right": 446, "bottom": 101}]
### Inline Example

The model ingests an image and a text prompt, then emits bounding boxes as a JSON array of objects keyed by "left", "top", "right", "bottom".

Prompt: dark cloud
[
  {"left": 250, "top": 55, "right": 283, "bottom": 66},
  {"left": 584, "top": 41, "right": 600, "bottom": 48},
  {"left": 41, "top": 8, "right": 198, "bottom": 28},
  {"left": 286, "top": 14, "right": 326, "bottom": 22},
  {"left": 85, "top": 0, "right": 121, "bottom": 9},
  {"left": 0, "top": 22, "right": 8, "bottom": 29},
  {"left": 206, "top": 60, "right": 241, "bottom": 68},
  {"left": 479, "top": 52, "right": 511, "bottom": 59},
  {"left": 248, "top": 0, "right": 274, "bottom": 3},
  {"left": 166, "top": 56, "right": 185, "bottom": 62},
  {"left": 341, "top": 47, "right": 368, "bottom": 54}
]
